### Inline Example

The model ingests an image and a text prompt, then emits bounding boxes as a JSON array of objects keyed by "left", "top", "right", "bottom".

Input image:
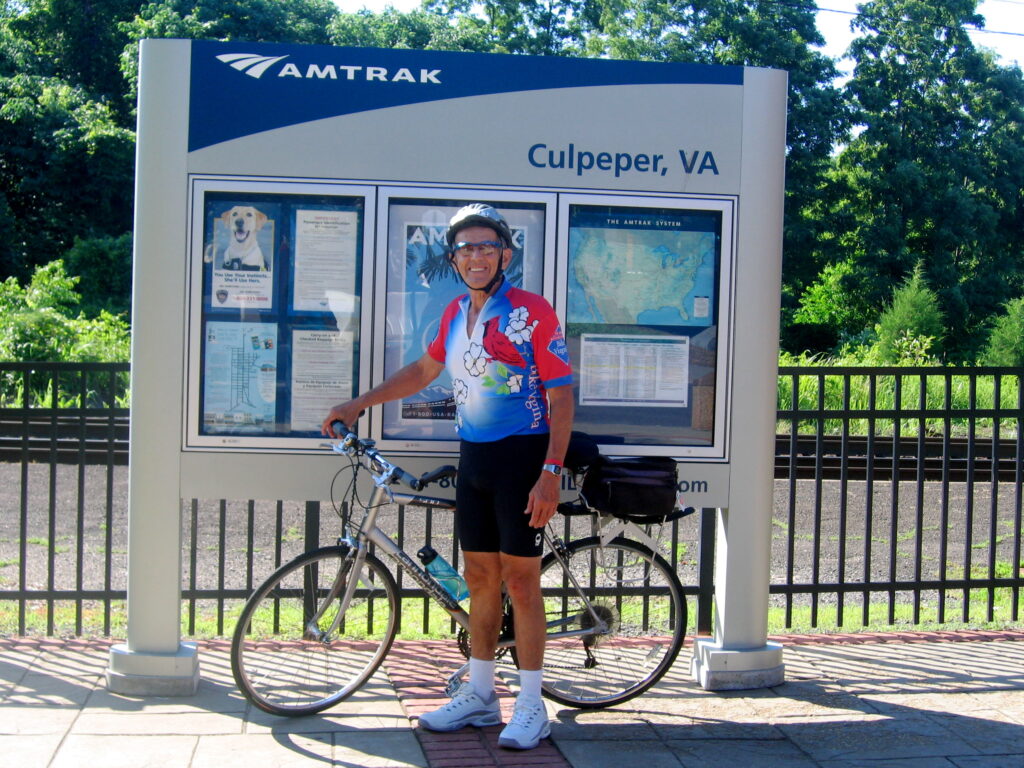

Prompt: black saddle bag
[{"left": 581, "top": 455, "right": 680, "bottom": 523}]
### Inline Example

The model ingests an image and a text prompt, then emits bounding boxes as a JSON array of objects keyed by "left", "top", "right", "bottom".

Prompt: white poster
[
  {"left": 292, "top": 209, "right": 358, "bottom": 314},
  {"left": 290, "top": 329, "right": 354, "bottom": 432},
  {"left": 202, "top": 321, "right": 278, "bottom": 432},
  {"left": 579, "top": 334, "right": 689, "bottom": 407}
]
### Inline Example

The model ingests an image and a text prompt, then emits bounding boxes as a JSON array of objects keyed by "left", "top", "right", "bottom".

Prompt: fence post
[{"left": 697, "top": 508, "right": 715, "bottom": 635}]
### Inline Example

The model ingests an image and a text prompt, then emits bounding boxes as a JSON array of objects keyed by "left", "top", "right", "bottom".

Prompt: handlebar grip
[
  {"left": 398, "top": 469, "right": 423, "bottom": 491},
  {"left": 330, "top": 410, "right": 365, "bottom": 436},
  {"left": 418, "top": 465, "right": 458, "bottom": 487}
]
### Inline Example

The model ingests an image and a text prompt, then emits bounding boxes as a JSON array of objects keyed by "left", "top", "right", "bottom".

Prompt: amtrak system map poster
[
  {"left": 565, "top": 202, "right": 723, "bottom": 446},
  {"left": 195, "top": 184, "right": 365, "bottom": 438},
  {"left": 381, "top": 197, "right": 547, "bottom": 441}
]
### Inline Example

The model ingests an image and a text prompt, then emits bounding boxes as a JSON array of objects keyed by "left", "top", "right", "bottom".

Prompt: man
[{"left": 322, "top": 203, "right": 573, "bottom": 750}]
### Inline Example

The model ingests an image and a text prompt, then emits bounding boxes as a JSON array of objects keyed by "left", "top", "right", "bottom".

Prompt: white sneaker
[
  {"left": 497, "top": 699, "right": 550, "bottom": 749},
  {"left": 418, "top": 683, "right": 502, "bottom": 732}
]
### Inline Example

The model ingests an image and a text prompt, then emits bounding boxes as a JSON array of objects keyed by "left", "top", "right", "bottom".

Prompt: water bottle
[{"left": 417, "top": 545, "right": 469, "bottom": 602}]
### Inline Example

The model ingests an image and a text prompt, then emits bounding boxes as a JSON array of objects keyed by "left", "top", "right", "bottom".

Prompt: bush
[
  {"left": 63, "top": 233, "right": 132, "bottom": 318},
  {"left": 981, "top": 297, "right": 1024, "bottom": 367},
  {"left": 873, "top": 265, "right": 944, "bottom": 363},
  {"left": 0, "top": 260, "right": 130, "bottom": 363}
]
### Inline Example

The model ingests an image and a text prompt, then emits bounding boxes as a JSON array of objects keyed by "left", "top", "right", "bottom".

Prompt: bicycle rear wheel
[
  {"left": 531, "top": 536, "right": 686, "bottom": 709},
  {"left": 231, "top": 545, "right": 399, "bottom": 716}
]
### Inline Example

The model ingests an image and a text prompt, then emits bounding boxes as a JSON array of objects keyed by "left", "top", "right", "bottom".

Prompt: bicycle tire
[
  {"left": 516, "top": 536, "right": 686, "bottom": 709},
  {"left": 231, "top": 544, "right": 399, "bottom": 716}
]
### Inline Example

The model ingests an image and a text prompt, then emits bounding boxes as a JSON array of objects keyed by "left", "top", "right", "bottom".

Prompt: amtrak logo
[
  {"left": 216, "top": 53, "right": 289, "bottom": 79},
  {"left": 215, "top": 52, "right": 442, "bottom": 84}
]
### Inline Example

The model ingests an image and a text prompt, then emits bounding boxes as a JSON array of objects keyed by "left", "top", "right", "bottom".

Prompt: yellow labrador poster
[{"left": 204, "top": 202, "right": 277, "bottom": 309}]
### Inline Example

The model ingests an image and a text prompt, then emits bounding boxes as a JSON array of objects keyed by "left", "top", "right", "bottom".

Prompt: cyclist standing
[{"left": 322, "top": 203, "right": 574, "bottom": 750}]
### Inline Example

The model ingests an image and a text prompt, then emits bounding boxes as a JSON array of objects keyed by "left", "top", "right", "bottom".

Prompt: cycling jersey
[{"left": 427, "top": 280, "right": 573, "bottom": 442}]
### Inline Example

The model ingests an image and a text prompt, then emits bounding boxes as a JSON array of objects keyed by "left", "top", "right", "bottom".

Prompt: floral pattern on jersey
[
  {"left": 507, "top": 374, "right": 523, "bottom": 393},
  {"left": 463, "top": 342, "right": 488, "bottom": 377},
  {"left": 505, "top": 306, "right": 539, "bottom": 345},
  {"left": 482, "top": 316, "right": 526, "bottom": 367},
  {"left": 453, "top": 378, "right": 468, "bottom": 405}
]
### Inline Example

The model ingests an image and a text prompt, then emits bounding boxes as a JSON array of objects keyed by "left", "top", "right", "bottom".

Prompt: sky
[{"left": 331, "top": 0, "right": 1024, "bottom": 70}]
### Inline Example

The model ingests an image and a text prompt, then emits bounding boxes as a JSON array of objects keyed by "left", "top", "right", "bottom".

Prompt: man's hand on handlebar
[{"left": 321, "top": 401, "right": 364, "bottom": 438}]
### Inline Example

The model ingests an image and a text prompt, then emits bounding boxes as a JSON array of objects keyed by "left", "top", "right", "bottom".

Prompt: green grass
[
  {"left": 776, "top": 363, "right": 1022, "bottom": 439},
  {"left": 768, "top": 564, "right": 1024, "bottom": 635}
]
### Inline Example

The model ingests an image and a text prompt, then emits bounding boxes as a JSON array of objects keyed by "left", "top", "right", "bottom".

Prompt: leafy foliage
[
  {"left": 814, "top": 0, "right": 1024, "bottom": 361},
  {"left": 981, "top": 297, "right": 1024, "bottom": 367},
  {"left": 0, "top": 260, "right": 130, "bottom": 363},
  {"left": 0, "top": 0, "right": 1021, "bottom": 367},
  {"left": 873, "top": 265, "right": 944, "bottom": 363}
]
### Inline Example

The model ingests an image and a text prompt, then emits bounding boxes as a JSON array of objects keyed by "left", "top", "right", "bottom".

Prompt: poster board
[
  {"left": 185, "top": 177, "right": 374, "bottom": 449},
  {"left": 128, "top": 39, "right": 789, "bottom": 506}
]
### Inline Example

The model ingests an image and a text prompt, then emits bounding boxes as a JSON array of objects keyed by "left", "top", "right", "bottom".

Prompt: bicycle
[{"left": 230, "top": 426, "right": 687, "bottom": 717}]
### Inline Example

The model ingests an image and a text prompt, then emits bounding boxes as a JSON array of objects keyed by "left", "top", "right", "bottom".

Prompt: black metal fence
[{"left": 1, "top": 362, "right": 1021, "bottom": 637}]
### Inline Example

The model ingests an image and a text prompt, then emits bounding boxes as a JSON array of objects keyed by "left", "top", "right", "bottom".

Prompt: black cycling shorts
[{"left": 455, "top": 433, "right": 549, "bottom": 558}]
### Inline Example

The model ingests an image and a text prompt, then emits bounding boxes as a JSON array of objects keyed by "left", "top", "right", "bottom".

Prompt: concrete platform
[{"left": 0, "top": 630, "right": 1022, "bottom": 768}]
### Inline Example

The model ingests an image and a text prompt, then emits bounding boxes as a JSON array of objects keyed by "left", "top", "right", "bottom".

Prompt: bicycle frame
[{"left": 327, "top": 466, "right": 611, "bottom": 653}]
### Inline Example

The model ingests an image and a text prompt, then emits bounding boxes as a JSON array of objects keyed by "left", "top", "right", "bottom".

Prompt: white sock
[
  {"left": 518, "top": 668, "right": 543, "bottom": 706},
  {"left": 469, "top": 657, "right": 495, "bottom": 700}
]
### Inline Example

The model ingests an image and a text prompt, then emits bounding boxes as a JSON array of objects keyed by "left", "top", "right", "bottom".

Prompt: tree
[
  {"left": 823, "top": 0, "right": 1024, "bottom": 360},
  {"left": 329, "top": 7, "right": 489, "bottom": 52},
  {"left": 0, "top": 73, "right": 135, "bottom": 282},
  {"left": 424, "top": 0, "right": 590, "bottom": 55},
  {"left": 6, "top": 0, "right": 146, "bottom": 123},
  {"left": 120, "top": 0, "right": 341, "bottom": 107},
  {"left": 538, "top": 0, "right": 848, "bottom": 353}
]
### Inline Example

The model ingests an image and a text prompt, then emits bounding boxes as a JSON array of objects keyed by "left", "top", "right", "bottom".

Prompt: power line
[{"left": 813, "top": 3, "right": 1024, "bottom": 40}]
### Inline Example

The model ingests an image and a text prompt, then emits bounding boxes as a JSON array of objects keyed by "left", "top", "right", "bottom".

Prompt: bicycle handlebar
[{"left": 328, "top": 420, "right": 454, "bottom": 492}]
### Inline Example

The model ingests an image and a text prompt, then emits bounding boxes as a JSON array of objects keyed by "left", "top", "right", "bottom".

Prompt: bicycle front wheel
[
  {"left": 231, "top": 545, "right": 399, "bottom": 716},
  {"left": 534, "top": 536, "right": 686, "bottom": 709}
]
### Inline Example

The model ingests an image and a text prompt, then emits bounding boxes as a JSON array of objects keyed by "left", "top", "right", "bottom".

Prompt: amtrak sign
[
  {"left": 216, "top": 52, "right": 444, "bottom": 83},
  {"left": 120, "top": 38, "right": 787, "bottom": 696}
]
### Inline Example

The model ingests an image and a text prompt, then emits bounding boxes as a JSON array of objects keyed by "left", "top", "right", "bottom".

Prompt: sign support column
[
  {"left": 106, "top": 39, "right": 200, "bottom": 696},
  {"left": 691, "top": 68, "right": 788, "bottom": 690}
]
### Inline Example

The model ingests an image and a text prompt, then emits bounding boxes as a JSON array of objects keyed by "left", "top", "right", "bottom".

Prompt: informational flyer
[
  {"left": 380, "top": 198, "right": 547, "bottom": 440},
  {"left": 202, "top": 321, "right": 278, "bottom": 432},
  {"left": 289, "top": 328, "right": 354, "bottom": 432},
  {"left": 205, "top": 203, "right": 277, "bottom": 309},
  {"left": 292, "top": 208, "right": 358, "bottom": 313},
  {"left": 579, "top": 334, "right": 690, "bottom": 407}
]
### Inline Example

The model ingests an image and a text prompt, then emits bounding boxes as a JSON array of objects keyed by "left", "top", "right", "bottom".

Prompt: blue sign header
[{"left": 188, "top": 40, "right": 743, "bottom": 152}]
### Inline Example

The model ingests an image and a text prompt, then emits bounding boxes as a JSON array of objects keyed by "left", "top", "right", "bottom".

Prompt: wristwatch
[{"left": 541, "top": 463, "right": 562, "bottom": 476}]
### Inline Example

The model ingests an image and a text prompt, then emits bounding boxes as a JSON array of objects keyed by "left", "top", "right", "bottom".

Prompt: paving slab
[
  {"left": 777, "top": 713, "right": 981, "bottom": 763},
  {"left": 0, "top": 732, "right": 63, "bottom": 768},
  {"left": 556, "top": 739, "right": 684, "bottom": 768},
  {"left": 0, "top": 631, "right": 1022, "bottom": 768},
  {"left": 71, "top": 710, "right": 245, "bottom": 736},
  {"left": 668, "top": 737, "right": 820, "bottom": 767},
  {"left": 190, "top": 732, "right": 333, "bottom": 768},
  {"left": 49, "top": 734, "right": 199, "bottom": 768}
]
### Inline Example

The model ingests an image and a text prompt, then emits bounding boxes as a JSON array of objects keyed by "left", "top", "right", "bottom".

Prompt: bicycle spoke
[
  {"left": 534, "top": 537, "right": 686, "bottom": 708},
  {"left": 232, "top": 547, "right": 398, "bottom": 716}
]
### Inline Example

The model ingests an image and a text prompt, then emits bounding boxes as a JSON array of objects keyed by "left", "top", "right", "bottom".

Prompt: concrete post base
[
  {"left": 690, "top": 638, "right": 785, "bottom": 691},
  {"left": 106, "top": 642, "right": 200, "bottom": 696}
]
